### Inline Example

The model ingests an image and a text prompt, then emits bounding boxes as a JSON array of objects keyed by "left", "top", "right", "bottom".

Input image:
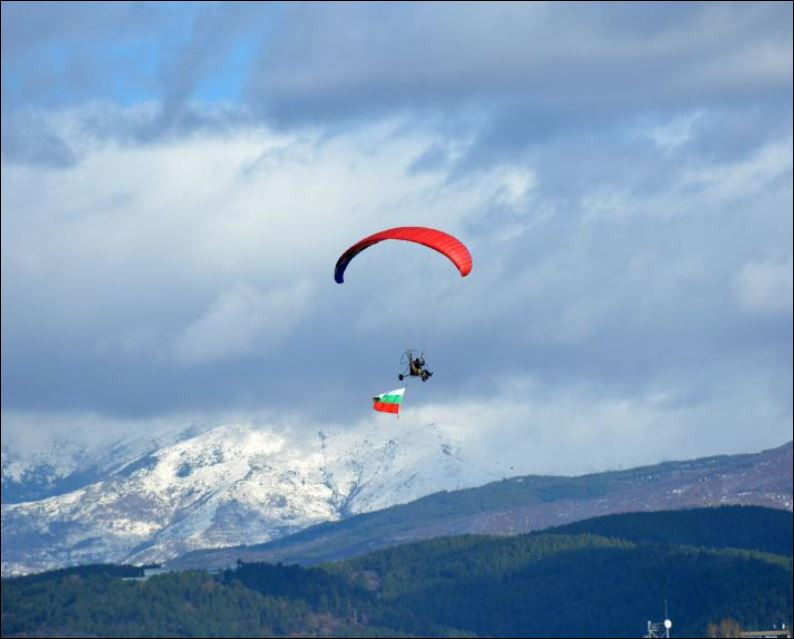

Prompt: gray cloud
[
  {"left": 1, "top": 2, "right": 167, "bottom": 106},
  {"left": 2, "top": 110, "right": 790, "bottom": 425},
  {"left": 172, "top": 281, "right": 313, "bottom": 366},
  {"left": 1, "top": 3, "right": 791, "bottom": 468},
  {"left": 249, "top": 2, "right": 792, "bottom": 121},
  {"left": 156, "top": 3, "right": 267, "bottom": 127},
  {"left": 1, "top": 2, "right": 265, "bottom": 163},
  {"left": 4, "top": 3, "right": 791, "bottom": 168},
  {"left": 0, "top": 112, "right": 78, "bottom": 167}
]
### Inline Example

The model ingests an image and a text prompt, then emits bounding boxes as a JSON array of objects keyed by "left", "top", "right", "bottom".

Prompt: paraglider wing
[{"left": 334, "top": 226, "right": 472, "bottom": 284}]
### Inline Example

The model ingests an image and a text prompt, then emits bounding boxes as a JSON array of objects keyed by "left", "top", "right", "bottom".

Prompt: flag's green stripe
[{"left": 379, "top": 393, "right": 403, "bottom": 404}]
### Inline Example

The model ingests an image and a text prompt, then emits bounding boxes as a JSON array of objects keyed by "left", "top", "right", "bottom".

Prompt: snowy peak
[
  {"left": 1, "top": 422, "right": 214, "bottom": 504},
  {"left": 1, "top": 420, "right": 493, "bottom": 576}
]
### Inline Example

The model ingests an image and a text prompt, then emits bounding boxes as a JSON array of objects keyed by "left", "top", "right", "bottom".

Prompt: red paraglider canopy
[{"left": 334, "top": 226, "right": 472, "bottom": 284}]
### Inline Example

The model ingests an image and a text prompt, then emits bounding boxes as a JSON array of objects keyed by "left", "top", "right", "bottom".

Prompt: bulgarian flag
[{"left": 373, "top": 387, "right": 405, "bottom": 415}]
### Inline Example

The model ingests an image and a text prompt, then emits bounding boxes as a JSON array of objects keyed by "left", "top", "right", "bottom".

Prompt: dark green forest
[
  {"left": 2, "top": 506, "right": 791, "bottom": 638},
  {"left": 542, "top": 505, "right": 793, "bottom": 555}
]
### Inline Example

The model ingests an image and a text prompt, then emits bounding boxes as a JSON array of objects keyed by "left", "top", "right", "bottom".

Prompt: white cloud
[
  {"left": 1, "top": 111, "right": 494, "bottom": 350},
  {"left": 172, "top": 281, "right": 312, "bottom": 366},
  {"left": 5, "top": 365, "right": 789, "bottom": 480},
  {"left": 579, "top": 137, "right": 793, "bottom": 224},
  {"left": 409, "top": 374, "right": 792, "bottom": 476},
  {"left": 734, "top": 256, "right": 794, "bottom": 315},
  {"left": 2, "top": 94, "right": 791, "bottom": 470},
  {"left": 679, "top": 137, "right": 793, "bottom": 205},
  {"left": 0, "top": 409, "right": 188, "bottom": 455},
  {"left": 644, "top": 111, "right": 704, "bottom": 151},
  {"left": 497, "top": 168, "right": 536, "bottom": 207}
]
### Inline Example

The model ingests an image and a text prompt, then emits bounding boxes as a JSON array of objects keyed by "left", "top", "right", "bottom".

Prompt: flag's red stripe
[{"left": 373, "top": 401, "right": 400, "bottom": 414}]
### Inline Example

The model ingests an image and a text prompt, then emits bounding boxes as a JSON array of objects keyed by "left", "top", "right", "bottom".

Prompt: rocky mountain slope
[
  {"left": 170, "top": 440, "right": 793, "bottom": 569},
  {"left": 1, "top": 421, "right": 494, "bottom": 576}
]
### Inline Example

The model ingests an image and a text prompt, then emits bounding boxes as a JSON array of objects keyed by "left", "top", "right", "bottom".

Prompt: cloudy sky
[{"left": 2, "top": 1, "right": 792, "bottom": 475}]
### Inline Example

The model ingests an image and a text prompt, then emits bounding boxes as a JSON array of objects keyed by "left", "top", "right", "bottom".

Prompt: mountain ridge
[
  {"left": 170, "top": 440, "right": 792, "bottom": 569},
  {"left": 1, "top": 420, "right": 495, "bottom": 576}
]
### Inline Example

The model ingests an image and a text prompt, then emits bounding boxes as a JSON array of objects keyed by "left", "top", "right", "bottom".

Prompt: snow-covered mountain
[
  {"left": 1, "top": 421, "right": 496, "bottom": 576},
  {"left": 171, "top": 440, "right": 793, "bottom": 571},
  {"left": 1, "top": 423, "right": 211, "bottom": 504}
]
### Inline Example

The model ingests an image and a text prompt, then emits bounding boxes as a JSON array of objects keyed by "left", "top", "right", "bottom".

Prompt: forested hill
[
  {"left": 541, "top": 505, "right": 793, "bottom": 555},
  {"left": 2, "top": 506, "right": 791, "bottom": 638}
]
